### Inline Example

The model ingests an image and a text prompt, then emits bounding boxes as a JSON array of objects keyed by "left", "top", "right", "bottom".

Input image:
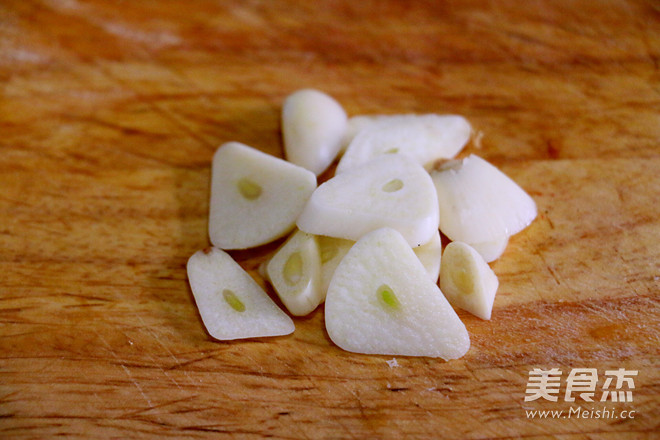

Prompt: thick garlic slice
[
  {"left": 282, "top": 89, "right": 347, "bottom": 175},
  {"left": 297, "top": 154, "right": 439, "bottom": 247},
  {"left": 440, "top": 242, "right": 499, "bottom": 320},
  {"left": 266, "top": 230, "right": 324, "bottom": 316},
  {"left": 468, "top": 236, "right": 509, "bottom": 263},
  {"left": 317, "top": 231, "right": 441, "bottom": 292},
  {"left": 431, "top": 154, "right": 537, "bottom": 244},
  {"left": 413, "top": 230, "right": 442, "bottom": 283},
  {"left": 339, "top": 115, "right": 378, "bottom": 152},
  {"left": 317, "top": 235, "right": 354, "bottom": 294}
]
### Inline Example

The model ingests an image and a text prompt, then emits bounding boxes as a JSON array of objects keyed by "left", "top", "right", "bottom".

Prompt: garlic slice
[
  {"left": 325, "top": 228, "right": 470, "bottom": 359},
  {"left": 440, "top": 242, "right": 499, "bottom": 320},
  {"left": 282, "top": 89, "right": 347, "bottom": 175},
  {"left": 187, "top": 247, "right": 294, "bottom": 340},
  {"left": 337, "top": 114, "right": 471, "bottom": 173},
  {"left": 297, "top": 154, "right": 439, "bottom": 247},
  {"left": 468, "top": 236, "right": 509, "bottom": 263},
  {"left": 266, "top": 230, "right": 324, "bottom": 316},
  {"left": 209, "top": 142, "right": 316, "bottom": 250},
  {"left": 431, "top": 154, "right": 537, "bottom": 244}
]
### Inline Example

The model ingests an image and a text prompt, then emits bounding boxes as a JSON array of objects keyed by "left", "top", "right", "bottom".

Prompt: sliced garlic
[
  {"left": 431, "top": 154, "right": 537, "bottom": 244},
  {"left": 266, "top": 229, "right": 324, "bottom": 316},
  {"left": 413, "top": 230, "right": 442, "bottom": 283},
  {"left": 468, "top": 236, "right": 509, "bottom": 263},
  {"left": 282, "top": 89, "right": 347, "bottom": 175},
  {"left": 209, "top": 142, "right": 316, "bottom": 250},
  {"left": 339, "top": 115, "right": 380, "bottom": 153},
  {"left": 187, "top": 247, "right": 294, "bottom": 340},
  {"left": 317, "top": 235, "right": 354, "bottom": 294},
  {"left": 317, "top": 231, "right": 442, "bottom": 292},
  {"left": 336, "top": 114, "right": 471, "bottom": 174},
  {"left": 297, "top": 154, "right": 439, "bottom": 247},
  {"left": 440, "top": 242, "right": 499, "bottom": 320},
  {"left": 325, "top": 228, "right": 470, "bottom": 359}
]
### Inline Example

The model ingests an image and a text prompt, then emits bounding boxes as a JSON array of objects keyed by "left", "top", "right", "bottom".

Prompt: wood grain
[{"left": 1, "top": 0, "right": 659, "bottom": 438}]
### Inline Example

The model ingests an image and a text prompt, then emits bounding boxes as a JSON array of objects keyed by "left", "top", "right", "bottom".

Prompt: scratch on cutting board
[
  {"left": 242, "top": 352, "right": 266, "bottom": 376},
  {"left": 90, "top": 61, "right": 217, "bottom": 151},
  {"left": 577, "top": 301, "right": 616, "bottom": 324},
  {"left": 121, "top": 328, "right": 186, "bottom": 392},
  {"left": 119, "top": 395, "right": 199, "bottom": 419},
  {"left": 460, "top": 360, "right": 478, "bottom": 383},
  {"left": 93, "top": 329, "right": 155, "bottom": 410},
  {"left": 43, "top": 0, "right": 181, "bottom": 49},
  {"left": 338, "top": 390, "right": 362, "bottom": 440},
  {"left": 102, "top": 22, "right": 181, "bottom": 48},
  {"left": 527, "top": 273, "right": 546, "bottom": 303},
  {"left": 130, "top": 312, "right": 195, "bottom": 389},
  {"left": 534, "top": 248, "right": 562, "bottom": 288},
  {"left": 120, "top": 364, "right": 154, "bottom": 408},
  {"left": 166, "top": 352, "right": 218, "bottom": 371}
]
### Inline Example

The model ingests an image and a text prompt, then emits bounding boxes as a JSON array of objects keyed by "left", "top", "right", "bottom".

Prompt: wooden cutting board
[{"left": 1, "top": 0, "right": 658, "bottom": 438}]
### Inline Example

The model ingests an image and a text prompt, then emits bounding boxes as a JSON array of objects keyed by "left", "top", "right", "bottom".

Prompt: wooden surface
[{"left": 1, "top": 0, "right": 659, "bottom": 438}]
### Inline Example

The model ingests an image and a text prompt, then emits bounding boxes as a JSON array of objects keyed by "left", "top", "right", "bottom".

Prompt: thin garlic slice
[
  {"left": 187, "top": 247, "right": 294, "bottom": 340},
  {"left": 325, "top": 228, "right": 470, "bottom": 359},
  {"left": 209, "top": 142, "right": 316, "bottom": 250}
]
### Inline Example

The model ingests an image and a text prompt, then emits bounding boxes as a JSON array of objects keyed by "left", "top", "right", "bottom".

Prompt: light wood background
[{"left": 1, "top": 0, "right": 658, "bottom": 438}]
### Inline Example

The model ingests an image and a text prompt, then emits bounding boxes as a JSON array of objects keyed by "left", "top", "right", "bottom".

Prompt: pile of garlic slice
[{"left": 186, "top": 89, "right": 537, "bottom": 360}]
